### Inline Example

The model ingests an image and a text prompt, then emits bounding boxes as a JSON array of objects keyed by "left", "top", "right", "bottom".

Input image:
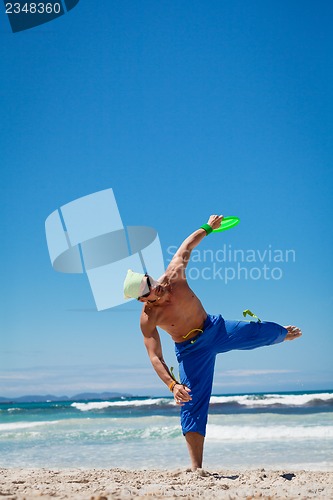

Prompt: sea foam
[
  {"left": 209, "top": 392, "right": 333, "bottom": 407},
  {"left": 70, "top": 392, "right": 333, "bottom": 412},
  {"left": 71, "top": 398, "right": 173, "bottom": 411},
  {"left": 0, "top": 420, "right": 59, "bottom": 431},
  {"left": 206, "top": 423, "right": 333, "bottom": 441}
]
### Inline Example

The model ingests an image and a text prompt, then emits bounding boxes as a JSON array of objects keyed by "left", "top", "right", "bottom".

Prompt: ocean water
[{"left": 1, "top": 391, "right": 332, "bottom": 471}]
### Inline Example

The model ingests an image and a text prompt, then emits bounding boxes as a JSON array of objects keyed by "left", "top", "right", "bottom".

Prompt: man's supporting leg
[
  {"left": 185, "top": 432, "right": 205, "bottom": 470},
  {"left": 178, "top": 350, "right": 216, "bottom": 469}
]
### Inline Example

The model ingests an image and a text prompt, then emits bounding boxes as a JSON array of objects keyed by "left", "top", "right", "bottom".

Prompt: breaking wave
[{"left": 70, "top": 392, "right": 333, "bottom": 412}]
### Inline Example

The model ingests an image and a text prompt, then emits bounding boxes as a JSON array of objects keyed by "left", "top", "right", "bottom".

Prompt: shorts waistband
[{"left": 174, "top": 314, "right": 217, "bottom": 347}]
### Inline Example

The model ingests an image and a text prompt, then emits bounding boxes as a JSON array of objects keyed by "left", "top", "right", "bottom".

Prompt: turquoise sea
[{"left": 1, "top": 391, "right": 332, "bottom": 470}]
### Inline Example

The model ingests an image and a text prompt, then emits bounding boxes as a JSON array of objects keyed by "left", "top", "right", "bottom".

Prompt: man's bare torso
[{"left": 142, "top": 279, "right": 207, "bottom": 343}]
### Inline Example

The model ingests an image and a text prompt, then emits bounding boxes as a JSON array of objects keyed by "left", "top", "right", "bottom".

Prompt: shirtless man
[{"left": 123, "top": 215, "right": 302, "bottom": 470}]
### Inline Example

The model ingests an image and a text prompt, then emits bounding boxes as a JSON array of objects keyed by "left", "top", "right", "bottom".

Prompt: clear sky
[{"left": 1, "top": 0, "right": 332, "bottom": 398}]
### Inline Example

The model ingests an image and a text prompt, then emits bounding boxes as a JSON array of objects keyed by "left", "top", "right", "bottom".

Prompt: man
[{"left": 123, "top": 214, "right": 302, "bottom": 470}]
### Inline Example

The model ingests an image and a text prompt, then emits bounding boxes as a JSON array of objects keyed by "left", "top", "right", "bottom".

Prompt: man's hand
[
  {"left": 173, "top": 384, "right": 192, "bottom": 406},
  {"left": 207, "top": 214, "right": 224, "bottom": 230}
]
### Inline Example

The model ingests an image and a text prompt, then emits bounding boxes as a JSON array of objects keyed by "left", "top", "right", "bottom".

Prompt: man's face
[{"left": 138, "top": 275, "right": 161, "bottom": 302}]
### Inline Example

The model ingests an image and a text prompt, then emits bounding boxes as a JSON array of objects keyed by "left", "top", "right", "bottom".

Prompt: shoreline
[{"left": 1, "top": 467, "right": 333, "bottom": 499}]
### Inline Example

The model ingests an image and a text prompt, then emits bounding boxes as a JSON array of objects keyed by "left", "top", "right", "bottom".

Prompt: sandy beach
[{"left": 1, "top": 467, "right": 332, "bottom": 499}]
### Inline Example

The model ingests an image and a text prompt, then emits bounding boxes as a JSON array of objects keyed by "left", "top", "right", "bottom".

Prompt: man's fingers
[
  {"left": 208, "top": 214, "right": 224, "bottom": 230},
  {"left": 175, "top": 384, "right": 191, "bottom": 394},
  {"left": 175, "top": 397, "right": 190, "bottom": 405},
  {"left": 177, "top": 393, "right": 191, "bottom": 401},
  {"left": 179, "top": 387, "right": 191, "bottom": 397},
  {"left": 175, "top": 391, "right": 192, "bottom": 403},
  {"left": 173, "top": 385, "right": 192, "bottom": 404}
]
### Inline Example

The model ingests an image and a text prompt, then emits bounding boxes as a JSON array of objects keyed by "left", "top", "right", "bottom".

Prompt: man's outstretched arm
[{"left": 166, "top": 214, "right": 223, "bottom": 277}]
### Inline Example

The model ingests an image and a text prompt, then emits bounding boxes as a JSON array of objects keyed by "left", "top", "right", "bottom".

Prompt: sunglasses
[{"left": 138, "top": 274, "right": 152, "bottom": 300}]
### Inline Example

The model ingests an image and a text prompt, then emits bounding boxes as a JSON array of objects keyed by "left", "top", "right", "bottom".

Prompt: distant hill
[{"left": 0, "top": 392, "right": 133, "bottom": 403}]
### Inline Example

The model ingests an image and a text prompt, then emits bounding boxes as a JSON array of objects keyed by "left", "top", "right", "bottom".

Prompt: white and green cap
[{"left": 123, "top": 269, "right": 149, "bottom": 299}]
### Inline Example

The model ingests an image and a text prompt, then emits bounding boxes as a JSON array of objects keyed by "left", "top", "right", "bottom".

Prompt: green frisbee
[{"left": 212, "top": 216, "right": 240, "bottom": 233}]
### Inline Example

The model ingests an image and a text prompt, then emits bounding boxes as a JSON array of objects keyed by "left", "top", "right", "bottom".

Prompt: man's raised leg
[{"left": 185, "top": 431, "right": 205, "bottom": 470}]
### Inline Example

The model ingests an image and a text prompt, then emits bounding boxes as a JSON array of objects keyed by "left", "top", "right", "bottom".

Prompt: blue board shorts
[{"left": 174, "top": 314, "right": 287, "bottom": 437}]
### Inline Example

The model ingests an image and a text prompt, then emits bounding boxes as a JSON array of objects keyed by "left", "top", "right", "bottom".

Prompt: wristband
[
  {"left": 169, "top": 380, "right": 177, "bottom": 392},
  {"left": 200, "top": 223, "right": 213, "bottom": 235}
]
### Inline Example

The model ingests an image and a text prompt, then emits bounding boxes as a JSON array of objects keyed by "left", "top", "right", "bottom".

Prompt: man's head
[{"left": 123, "top": 269, "right": 160, "bottom": 303}]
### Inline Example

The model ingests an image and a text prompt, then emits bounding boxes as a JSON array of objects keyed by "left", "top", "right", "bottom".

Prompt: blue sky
[{"left": 1, "top": 0, "right": 332, "bottom": 398}]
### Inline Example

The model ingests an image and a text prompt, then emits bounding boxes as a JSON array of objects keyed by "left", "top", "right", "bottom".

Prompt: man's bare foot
[
  {"left": 193, "top": 468, "right": 210, "bottom": 476},
  {"left": 284, "top": 325, "right": 302, "bottom": 341}
]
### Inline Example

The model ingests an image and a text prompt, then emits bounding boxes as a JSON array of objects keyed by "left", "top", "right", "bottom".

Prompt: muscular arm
[
  {"left": 166, "top": 214, "right": 223, "bottom": 278},
  {"left": 140, "top": 311, "right": 192, "bottom": 404},
  {"left": 140, "top": 312, "right": 175, "bottom": 388}
]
